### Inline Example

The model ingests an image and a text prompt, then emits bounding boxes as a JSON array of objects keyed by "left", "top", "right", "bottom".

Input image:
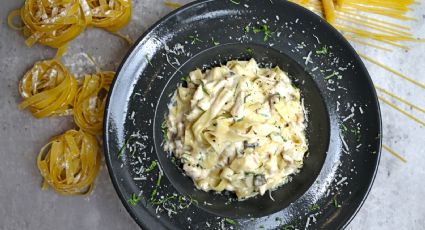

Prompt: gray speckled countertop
[{"left": 1, "top": 1, "right": 424, "bottom": 229}]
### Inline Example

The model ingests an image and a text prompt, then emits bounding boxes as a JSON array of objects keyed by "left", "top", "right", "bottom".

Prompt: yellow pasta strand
[
  {"left": 379, "top": 96, "right": 425, "bottom": 127},
  {"left": 74, "top": 71, "right": 115, "bottom": 135},
  {"left": 164, "top": 1, "right": 183, "bottom": 10},
  {"left": 37, "top": 129, "right": 101, "bottom": 195},
  {"left": 322, "top": 0, "right": 336, "bottom": 24},
  {"left": 19, "top": 59, "right": 77, "bottom": 118},
  {"left": 383, "top": 145, "right": 407, "bottom": 163},
  {"left": 375, "top": 86, "right": 425, "bottom": 114},
  {"left": 359, "top": 53, "right": 425, "bottom": 89}
]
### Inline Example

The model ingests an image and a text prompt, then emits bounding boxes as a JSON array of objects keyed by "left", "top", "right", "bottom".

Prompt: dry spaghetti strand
[
  {"left": 19, "top": 59, "right": 77, "bottom": 118},
  {"left": 379, "top": 96, "right": 425, "bottom": 127},
  {"left": 74, "top": 71, "right": 115, "bottom": 135},
  {"left": 383, "top": 145, "right": 407, "bottom": 163},
  {"left": 37, "top": 129, "right": 101, "bottom": 195}
]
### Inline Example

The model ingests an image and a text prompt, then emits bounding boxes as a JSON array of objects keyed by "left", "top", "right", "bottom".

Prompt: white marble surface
[{"left": 0, "top": 0, "right": 424, "bottom": 229}]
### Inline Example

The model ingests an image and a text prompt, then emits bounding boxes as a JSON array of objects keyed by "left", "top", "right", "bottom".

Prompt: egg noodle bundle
[
  {"left": 37, "top": 129, "right": 101, "bottom": 195},
  {"left": 74, "top": 71, "right": 114, "bottom": 135},
  {"left": 8, "top": 0, "right": 131, "bottom": 48},
  {"left": 18, "top": 59, "right": 77, "bottom": 118},
  {"left": 87, "top": 0, "right": 131, "bottom": 32}
]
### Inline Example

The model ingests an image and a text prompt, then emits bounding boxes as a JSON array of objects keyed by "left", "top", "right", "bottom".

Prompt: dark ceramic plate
[{"left": 103, "top": 0, "right": 381, "bottom": 229}]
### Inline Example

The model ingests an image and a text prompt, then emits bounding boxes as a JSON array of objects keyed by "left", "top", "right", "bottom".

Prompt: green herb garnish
[
  {"left": 145, "top": 160, "right": 158, "bottom": 173},
  {"left": 316, "top": 45, "right": 328, "bottom": 55},
  {"left": 150, "top": 174, "right": 162, "bottom": 202},
  {"left": 229, "top": 0, "right": 240, "bottom": 4},
  {"left": 211, "top": 37, "right": 220, "bottom": 46},
  {"left": 341, "top": 123, "right": 348, "bottom": 132},
  {"left": 333, "top": 195, "right": 341, "bottom": 208},
  {"left": 151, "top": 194, "right": 177, "bottom": 205},
  {"left": 253, "top": 24, "right": 273, "bottom": 41},
  {"left": 180, "top": 75, "right": 191, "bottom": 83},
  {"left": 308, "top": 203, "right": 320, "bottom": 212},
  {"left": 145, "top": 55, "right": 153, "bottom": 66},
  {"left": 244, "top": 25, "right": 250, "bottom": 33},
  {"left": 225, "top": 218, "right": 237, "bottom": 225},
  {"left": 282, "top": 224, "right": 295, "bottom": 230},
  {"left": 246, "top": 47, "right": 254, "bottom": 55},
  {"left": 161, "top": 120, "right": 168, "bottom": 141},
  {"left": 200, "top": 81, "right": 210, "bottom": 95},
  {"left": 128, "top": 194, "right": 141, "bottom": 206},
  {"left": 189, "top": 35, "right": 202, "bottom": 44},
  {"left": 118, "top": 136, "right": 134, "bottom": 158}
]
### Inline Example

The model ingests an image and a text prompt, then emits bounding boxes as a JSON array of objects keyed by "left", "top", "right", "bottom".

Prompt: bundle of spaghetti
[
  {"left": 37, "top": 129, "right": 101, "bottom": 195},
  {"left": 19, "top": 59, "right": 77, "bottom": 118},
  {"left": 74, "top": 71, "right": 115, "bottom": 135},
  {"left": 8, "top": 0, "right": 131, "bottom": 48},
  {"left": 87, "top": 0, "right": 131, "bottom": 32},
  {"left": 290, "top": 0, "right": 419, "bottom": 51}
]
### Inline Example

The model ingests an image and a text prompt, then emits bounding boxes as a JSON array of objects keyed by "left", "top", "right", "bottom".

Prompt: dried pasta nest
[
  {"left": 19, "top": 59, "right": 77, "bottom": 118},
  {"left": 74, "top": 71, "right": 114, "bottom": 135},
  {"left": 37, "top": 129, "right": 101, "bottom": 195}
]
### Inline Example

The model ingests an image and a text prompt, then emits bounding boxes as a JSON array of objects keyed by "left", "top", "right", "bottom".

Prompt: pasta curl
[
  {"left": 37, "top": 129, "right": 101, "bottom": 195},
  {"left": 19, "top": 59, "right": 77, "bottom": 118},
  {"left": 74, "top": 71, "right": 114, "bottom": 134},
  {"left": 87, "top": 0, "right": 131, "bottom": 31}
]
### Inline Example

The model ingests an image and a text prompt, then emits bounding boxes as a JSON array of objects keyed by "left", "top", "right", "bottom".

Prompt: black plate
[{"left": 104, "top": 0, "right": 381, "bottom": 229}]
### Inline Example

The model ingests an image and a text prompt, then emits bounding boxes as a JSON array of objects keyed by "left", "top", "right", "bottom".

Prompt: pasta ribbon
[
  {"left": 74, "top": 71, "right": 115, "bottom": 134},
  {"left": 20, "top": 0, "right": 86, "bottom": 48},
  {"left": 87, "top": 0, "right": 131, "bottom": 32},
  {"left": 10, "top": 0, "right": 132, "bottom": 48},
  {"left": 37, "top": 129, "right": 101, "bottom": 195},
  {"left": 19, "top": 59, "right": 77, "bottom": 118}
]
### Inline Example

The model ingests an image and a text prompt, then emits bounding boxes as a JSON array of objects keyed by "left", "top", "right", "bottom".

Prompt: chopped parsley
[
  {"left": 189, "top": 35, "right": 202, "bottom": 44},
  {"left": 150, "top": 174, "right": 162, "bottom": 202},
  {"left": 151, "top": 194, "right": 177, "bottom": 205},
  {"left": 128, "top": 194, "right": 141, "bottom": 206},
  {"left": 308, "top": 203, "right": 320, "bottom": 212},
  {"left": 200, "top": 81, "right": 210, "bottom": 95},
  {"left": 117, "top": 136, "right": 134, "bottom": 158},
  {"left": 341, "top": 123, "right": 348, "bottom": 132},
  {"left": 211, "top": 37, "right": 220, "bottom": 46},
  {"left": 229, "top": 0, "right": 240, "bottom": 4},
  {"left": 281, "top": 224, "right": 295, "bottom": 230},
  {"left": 246, "top": 47, "right": 254, "bottom": 55},
  {"left": 145, "top": 160, "right": 158, "bottom": 173},
  {"left": 253, "top": 24, "right": 274, "bottom": 41},
  {"left": 333, "top": 195, "right": 341, "bottom": 208},
  {"left": 145, "top": 55, "right": 153, "bottom": 66},
  {"left": 161, "top": 120, "right": 168, "bottom": 141},
  {"left": 180, "top": 75, "right": 191, "bottom": 83},
  {"left": 316, "top": 45, "right": 328, "bottom": 55},
  {"left": 244, "top": 24, "right": 250, "bottom": 33},
  {"left": 225, "top": 218, "right": 237, "bottom": 225}
]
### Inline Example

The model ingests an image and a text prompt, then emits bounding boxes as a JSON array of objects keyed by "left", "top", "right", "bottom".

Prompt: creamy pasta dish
[{"left": 164, "top": 59, "right": 308, "bottom": 200}]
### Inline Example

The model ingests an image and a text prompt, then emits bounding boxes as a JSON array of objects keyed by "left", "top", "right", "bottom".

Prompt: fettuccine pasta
[
  {"left": 19, "top": 59, "right": 77, "bottom": 118},
  {"left": 74, "top": 71, "right": 114, "bottom": 134},
  {"left": 165, "top": 59, "right": 308, "bottom": 200},
  {"left": 87, "top": 0, "right": 131, "bottom": 32},
  {"left": 9, "top": 0, "right": 131, "bottom": 48},
  {"left": 37, "top": 129, "right": 101, "bottom": 195}
]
